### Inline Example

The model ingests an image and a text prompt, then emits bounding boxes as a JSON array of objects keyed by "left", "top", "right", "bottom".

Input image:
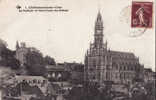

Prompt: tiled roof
[{"left": 46, "top": 65, "right": 65, "bottom": 71}]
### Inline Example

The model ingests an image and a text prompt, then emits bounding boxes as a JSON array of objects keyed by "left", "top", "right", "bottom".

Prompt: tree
[
  {"left": 0, "top": 39, "right": 20, "bottom": 69},
  {"left": 0, "top": 38, "right": 7, "bottom": 49},
  {"left": 66, "top": 83, "right": 112, "bottom": 100},
  {"left": 0, "top": 47, "right": 20, "bottom": 69},
  {"left": 130, "top": 83, "right": 148, "bottom": 100},
  {"left": 25, "top": 48, "right": 46, "bottom": 76},
  {"left": 0, "top": 67, "right": 15, "bottom": 89},
  {"left": 0, "top": 38, "right": 7, "bottom": 58},
  {"left": 144, "top": 82, "right": 156, "bottom": 100},
  {"left": 44, "top": 56, "right": 56, "bottom": 65}
]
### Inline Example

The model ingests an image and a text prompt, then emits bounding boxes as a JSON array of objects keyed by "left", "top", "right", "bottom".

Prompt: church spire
[
  {"left": 94, "top": 11, "right": 104, "bottom": 48},
  {"left": 97, "top": 11, "right": 102, "bottom": 21},
  {"left": 95, "top": 11, "right": 103, "bottom": 31}
]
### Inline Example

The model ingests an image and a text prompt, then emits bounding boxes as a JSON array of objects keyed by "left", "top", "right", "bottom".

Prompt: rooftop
[{"left": 15, "top": 75, "right": 47, "bottom": 80}]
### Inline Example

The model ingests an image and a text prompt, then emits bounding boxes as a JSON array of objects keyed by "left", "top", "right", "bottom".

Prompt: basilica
[{"left": 84, "top": 12, "right": 144, "bottom": 85}]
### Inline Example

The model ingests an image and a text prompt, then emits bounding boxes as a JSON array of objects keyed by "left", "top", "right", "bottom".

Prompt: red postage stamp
[{"left": 131, "top": 2, "right": 153, "bottom": 28}]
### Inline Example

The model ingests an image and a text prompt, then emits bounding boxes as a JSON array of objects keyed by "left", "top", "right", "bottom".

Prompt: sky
[{"left": 0, "top": 0, "right": 155, "bottom": 71}]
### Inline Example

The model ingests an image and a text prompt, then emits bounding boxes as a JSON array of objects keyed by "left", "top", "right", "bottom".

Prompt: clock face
[{"left": 96, "top": 30, "right": 101, "bottom": 34}]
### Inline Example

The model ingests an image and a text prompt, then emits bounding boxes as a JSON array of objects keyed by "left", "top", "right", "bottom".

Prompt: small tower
[{"left": 16, "top": 41, "right": 20, "bottom": 50}]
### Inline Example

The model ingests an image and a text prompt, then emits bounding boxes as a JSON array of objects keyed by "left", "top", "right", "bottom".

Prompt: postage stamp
[{"left": 131, "top": 2, "right": 153, "bottom": 28}]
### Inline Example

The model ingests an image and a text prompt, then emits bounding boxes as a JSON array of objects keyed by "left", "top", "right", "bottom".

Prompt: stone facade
[
  {"left": 15, "top": 41, "right": 28, "bottom": 66},
  {"left": 84, "top": 12, "right": 143, "bottom": 85}
]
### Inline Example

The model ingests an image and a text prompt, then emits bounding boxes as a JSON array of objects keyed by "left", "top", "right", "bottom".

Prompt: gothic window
[
  {"left": 106, "top": 72, "right": 109, "bottom": 80},
  {"left": 116, "top": 64, "right": 118, "bottom": 70},
  {"left": 106, "top": 65, "right": 110, "bottom": 70},
  {"left": 125, "top": 66, "right": 127, "bottom": 71},
  {"left": 115, "top": 73, "right": 118, "bottom": 78},
  {"left": 120, "top": 66, "right": 122, "bottom": 70},
  {"left": 93, "top": 76, "right": 96, "bottom": 80},
  {"left": 120, "top": 73, "right": 122, "bottom": 79},
  {"left": 98, "top": 59, "right": 101, "bottom": 66},
  {"left": 123, "top": 66, "right": 126, "bottom": 70},
  {"left": 121, "top": 73, "right": 123, "bottom": 79},
  {"left": 131, "top": 66, "right": 134, "bottom": 71},
  {"left": 93, "top": 59, "right": 96, "bottom": 67},
  {"left": 123, "top": 73, "right": 124, "bottom": 79}
]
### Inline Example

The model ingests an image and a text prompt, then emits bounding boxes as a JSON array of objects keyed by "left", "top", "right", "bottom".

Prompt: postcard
[{"left": 0, "top": 0, "right": 155, "bottom": 100}]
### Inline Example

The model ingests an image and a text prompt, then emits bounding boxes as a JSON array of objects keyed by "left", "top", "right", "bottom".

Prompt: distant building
[
  {"left": 45, "top": 64, "right": 70, "bottom": 82},
  {"left": 143, "top": 68, "right": 155, "bottom": 83},
  {"left": 46, "top": 62, "right": 84, "bottom": 85},
  {"left": 15, "top": 75, "right": 49, "bottom": 95},
  {"left": 63, "top": 62, "right": 84, "bottom": 84},
  {"left": 15, "top": 41, "right": 28, "bottom": 66},
  {"left": 84, "top": 11, "right": 143, "bottom": 85}
]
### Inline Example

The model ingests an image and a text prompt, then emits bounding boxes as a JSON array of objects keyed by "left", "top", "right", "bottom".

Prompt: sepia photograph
[{"left": 0, "top": 0, "right": 155, "bottom": 100}]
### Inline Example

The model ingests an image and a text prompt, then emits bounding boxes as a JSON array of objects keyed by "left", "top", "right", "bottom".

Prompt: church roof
[{"left": 109, "top": 50, "right": 136, "bottom": 59}]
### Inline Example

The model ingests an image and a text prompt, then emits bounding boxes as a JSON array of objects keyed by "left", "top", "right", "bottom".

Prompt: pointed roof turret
[
  {"left": 97, "top": 11, "right": 102, "bottom": 21},
  {"left": 16, "top": 41, "right": 20, "bottom": 49},
  {"left": 95, "top": 11, "right": 103, "bottom": 30}
]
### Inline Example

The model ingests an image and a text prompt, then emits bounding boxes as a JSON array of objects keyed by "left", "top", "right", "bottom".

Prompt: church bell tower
[
  {"left": 84, "top": 11, "right": 108, "bottom": 84},
  {"left": 94, "top": 11, "right": 104, "bottom": 48}
]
